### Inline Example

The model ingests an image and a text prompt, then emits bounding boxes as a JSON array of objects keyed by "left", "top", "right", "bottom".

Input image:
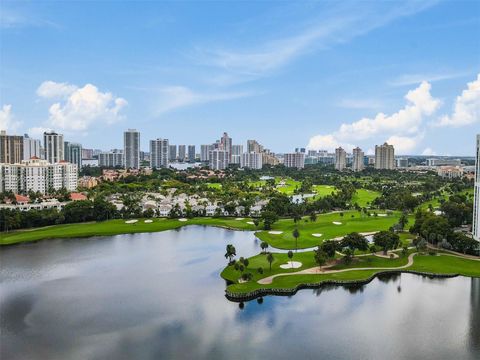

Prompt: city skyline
[{"left": 1, "top": 1, "right": 479, "bottom": 155}]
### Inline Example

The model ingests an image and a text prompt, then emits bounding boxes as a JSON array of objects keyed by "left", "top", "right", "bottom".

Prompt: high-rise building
[
  {"left": 335, "top": 147, "right": 346, "bottom": 171},
  {"left": 375, "top": 142, "right": 395, "bottom": 170},
  {"left": 200, "top": 145, "right": 212, "bottom": 162},
  {"left": 220, "top": 132, "right": 232, "bottom": 160},
  {"left": 150, "top": 138, "right": 169, "bottom": 168},
  {"left": 99, "top": 149, "right": 124, "bottom": 168},
  {"left": 0, "top": 158, "right": 77, "bottom": 194},
  {"left": 188, "top": 145, "right": 196, "bottom": 163},
  {"left": 295, "top": 147, "right": 306, "bottom": 154},
  {"left": 231, "top": 144, "right": 243, "bottom": 165},
  {"left": 0, "top": 130, "right": 24, "bottom": 164},
  {"left": 473, "top": 134, "right": 480, "bottom": 242},
  {"left": 396, "top": 158, "right": 409, "bottom": 168},
  {"left": 209, "top": 149, "right": 229, "bottom": 170},
  {"left": 124, "top": 129, "right": 140, "bottom": 169},
  {"left": 178, "top": 145, "right": 186, "bottom": 162},
  {"left": 23, "top": 134, "right": 41, "bottom": 160},
  {"left": 64, "top": 142, "right": 82, "bottom": 170},
  {"left": 169, "top": 145, "right": 177, "bottom": 162},
  {"left": 284, "top": 152, "right": 305, "bottom": 169},
  {"left": 241, "top": 152, "right": 263, "bottom": 169},
  {"left": 352, "top": 147, "right": 364, "bottom": 172},
  {"left": 44, "top": 131, "right": 64, "bottom": 164},
  {"left": 82, "top": 148, "right": 94, "bottom": 160},
  {"left": 247, "top": 140, "right": 262, "bottom": 153}
]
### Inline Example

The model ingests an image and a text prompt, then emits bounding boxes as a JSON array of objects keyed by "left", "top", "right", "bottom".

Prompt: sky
[{"left": 0, "top": 0, "right": 479, "bottom": 156}]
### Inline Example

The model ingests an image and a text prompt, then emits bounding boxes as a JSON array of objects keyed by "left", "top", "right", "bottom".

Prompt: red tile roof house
[
  {"left": 69, "top": 193, "right": 88, "bottom": 201},
  {"left": 15, "top": 194, "right": 30, "bottom": 205}
]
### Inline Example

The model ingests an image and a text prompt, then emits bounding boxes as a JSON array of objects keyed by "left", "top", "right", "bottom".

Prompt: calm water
[{"left": 1, "top": 226, "right": 479, "bottom": 360}]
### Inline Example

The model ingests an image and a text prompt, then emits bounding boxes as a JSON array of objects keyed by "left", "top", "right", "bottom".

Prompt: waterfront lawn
[{"left": 255, "top": 210, "right": 403, "bottom": 249}]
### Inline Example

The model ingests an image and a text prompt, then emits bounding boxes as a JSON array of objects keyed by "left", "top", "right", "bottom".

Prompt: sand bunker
[
  {"left": 125, "top": 220, "right": 138, "bottom": 224},
  {"left": 378, "top": 214, "right": 387, "bottom": 217},
  {"left": 144, "top": 220, "right": 153, "bottom": 223},
  {"left": 312, "top": 233, "right": 323, "bottom": 237},
  {"left": 247, "top": 221, "right": 255, "bottom": 225},
  {"left": 178, "top": 218, "right": 188, "bottom": 222},
  {"left": 235, "top": 218, "right": 244, "bottom": 220},
  {"left": 332, "top": 221, "right": 342, "bottom": 225},
  {"left": 280, "top": 261, "right": 302, "bottom": 269},
  {"left": 268, "top": 231, "right": 283, "bottom": 235}
]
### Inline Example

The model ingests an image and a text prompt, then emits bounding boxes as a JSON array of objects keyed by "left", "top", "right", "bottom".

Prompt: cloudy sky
[{"left": 0, "top": 1, "right": 479, "bottom": 155}]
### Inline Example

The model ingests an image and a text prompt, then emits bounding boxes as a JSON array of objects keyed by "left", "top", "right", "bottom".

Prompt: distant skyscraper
[
  {"left": 188, "top": 145, "right": 196, "bottom": 163},
  {"left": 209, "top": 149, "right": 229, "bottom": 170},
  {"left": 473, "top": 134, "right": 480, "bottom": 242},
  {"left": 247, "top": 140, "right": 262, "bottom": 153},
  {"left": 231, "top": 144, "right": 243, "bottom": 165},
  {"left": 335, "top": 147, "right": 346, "bottom": 171},
  {"left": 0, "top": 130, "right": 24, "bottom": 164},
  {"left": 200, "top": 145, "right": 212, "bottom": 162},
  {"left": 99, "top": 149, "right": 124, "bottom": 168},
  {"left": 150, "top": 138, "right": 169, "bottom": 168},
  {"left": 284, "top": 152, "right": 305, "bottom": 169},
  {"left": 123, "top": 129, "right": 140, "bottom": 169},
  {"left": 169, "top": 145, "right": 177, "bottom": 161},
  {"left": 64, "top": 142, "right": 82, "bottom": 169},
  {"left": 178, "top": 145, "right": 186, "bottom": 162},
  {"left": 220, "top": 132, "right": 232, "bottom": 160},
  {"left": 23, "top": 134, "right": 41, "bottom": 160},
  {"left": 241, "top": 152, "right": 262, "bottom": 169},
  {"left": 352, "top": 147, "right": 364, "bottom": 172},
  {"left": 375, "top": 142, "right": 395, "bottom": 170},
  {"left": 43, "top": 131, "right": 64, "bottom": 164}
]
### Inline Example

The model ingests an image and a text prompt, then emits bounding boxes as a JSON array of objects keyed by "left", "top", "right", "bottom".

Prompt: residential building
[
  {"left": 241, "top": 152, "right": 263, "bottom": 169},
  {"left": 178, "top": 145, "right": 186, "bottom": 162},
  {"left": 352, "top": 147, "right": 364, "bottom": 172},
  {"left": 375, "top": 142, "right": 395, "bottom": 170},
  {"left": 1, "top": 130, "right": 24, "bottom": 164},
  {"left": 99, "top": 149, "right": 124, "bottom": 168},
  {"left": 0, "top": 158, "right": 77, "bottom": 194},
  {"left": 82, "top": 148, "right": 94, "bottom": 160},
  {"left": 200, "top": 145, "right": 212, "bottom": 162},
  {"left": 23, "top": 134, "right": 41, "bottom": 160},
  {"left": 150, "top": 138, "right": 169, "bottom": 168},
  {"left": 427, "top": 158, "right": 462, "bottom": 167},
  {"left": 473, "top": 134, "right": 480, "bottom": 241},
  {"left": 247, "top": 140, "right": 262, "bottom": 153},
  {"left": 231, "top": 145, "right": 243, "bottom": 165},
  {"left": 396, "top": 158, "right": 409, "bottom": 168},
  {"left": 220, "top": 132, "right": 232, "bottom": 160},
  {"left": 209, "top": 149, "right": 229, "bottom": 170},
  {"left": 188, "top": 145, "right": 196, "bottom": 162},
  {"left": 124, "top": 129, "right": 140, "bottom": 169},
  {"left": 169, "top": 145, "right": 177, "bottom": 161},
  {"left": 295, "top": 147, "right": 306, "bottom": 153},
  {"left": 437, "top": 166, "right": 463, "bottom": 179},
  {"left": 335, "top": 147, "right": 346, "bottom": 171},
  {"left": 284, "top": 152, "right": 305, "bottom": 169},
  {"left": 44, "top": 131, "right": 64, "bottom": 164},
  {"left": 64, "top": 142, "right": 82, "bottom": 170},
  {"left": 78, "top": 176, "right": 98, "bottom": 189}
]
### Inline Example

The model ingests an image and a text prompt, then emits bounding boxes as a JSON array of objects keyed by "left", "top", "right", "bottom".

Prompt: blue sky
[{"left": 0, "top": 0, "right": 479, "bottom": 155}]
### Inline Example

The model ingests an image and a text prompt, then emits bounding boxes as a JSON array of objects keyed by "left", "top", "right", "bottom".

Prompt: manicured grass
[
  {"left": 0, "top": 217, "right": 257, "bottom": 245},
  {"left": 275, "top": 178, "right": 301, "bottom": 195},
  {"left": 351, "top": 189, "right": 380, "bottom": 207},
  {"left": 311, "top": 185, "right": 337, "bottom": 200},
  {"left": 206, "top": 183, "right": 222, "bottom": 189},
  {"left": 255, "top": 210, "right": 406, "bottom": 249}
]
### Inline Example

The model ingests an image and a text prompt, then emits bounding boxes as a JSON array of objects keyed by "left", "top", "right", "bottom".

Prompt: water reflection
[{"left": 1, "top": 227, "right": 479, "bottom": 360}]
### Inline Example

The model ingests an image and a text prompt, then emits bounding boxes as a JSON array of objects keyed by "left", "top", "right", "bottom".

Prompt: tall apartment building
[
  {"left": 43, "top": 131, "right": 64, "bottom": 164},
  {"left": 0, "top": 158, "right": 77, "bottom": 194},
  {"left": 82, "top": 148, "right": 94, "bottom": 160},
  {"left": 23, "top": 134, "right": 41, "bottom": 160},
  {"left": 375, "top": 142, "right": 395, "bottom": 170},
  {"left": 64, "top": 142, "right": 82, "bottom": 170},
  {"left": 220, "top": 132, "right": 232, "bottom": 160},
  {"left": 209, "top": 149, "right": 229, "bottom": 170},
  {"left": 169, "top": 145, "right": 177, "bottom": 161},
  {"left": 473, "top": 134, "right": 480, "bottom": 242},
  {"left": 396, "top": 158, "right": 409, "bottom": 168},
  {"left": 335, "top": 147, "right": 346, "bottom": 171},
  {"left": 150, "top": 138, "right": 169, "bottom": 168},
  {"left": 0, "top": 130, "right": 24, "bottom": 164},
  {"left": 200, "top": 145, "right": 212, "bottom": 162},
  {"left": 352, "top": 147, "right": 364, "bottom": 172},
  {"left": 99, "top": 149, "right": 124, "bottom": 168},
  {"left": 231, "top": 144, "right": 243, "bottom": 165},
  {"left": 178, "top": 145, "right": 186, "bottom": 162},
  {"left": 284, "top": 152, "right": 305, "bottom": 169},
  {"left": 241, "top": 152, "right": 263, "bottom": 169},
  {"left": 124, "top": 129, "right": 140, "bottom": 169},
  {"left": 188, "top": 145, "right": 196, "bottom": 163},
  {"left": 247, "top": 139, "right": 263, "bottom": 153}
]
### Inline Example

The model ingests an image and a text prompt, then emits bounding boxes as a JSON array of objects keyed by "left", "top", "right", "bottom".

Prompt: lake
[{"left": 1, "top": 226, "right": 479, "bottom": 360}]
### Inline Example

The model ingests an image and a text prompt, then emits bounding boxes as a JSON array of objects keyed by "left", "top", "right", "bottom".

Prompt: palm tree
[
  {"left": 309, "top": 212, "right": 317, "bottom": 222},
  {"left": 287, "top": 250, "right": 293, "bottom": 268},
  {"left": 292, "top": 228, "right": 300, "bottom": 252},
  {"left": 260, "top": 241, "right": 269, "bottom": 254},
  {"left": 267, "top": 253, "right": 274, "bottom": 271},
  {"left": 224, "top": 244, "right": 236, "bottom": 264}
]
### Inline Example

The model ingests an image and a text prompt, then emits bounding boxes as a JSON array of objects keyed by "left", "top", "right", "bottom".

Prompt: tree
[
  {"left": 261, "top": 211, "right": 279, "bottom": 230},
  {"left": 287, "top": 250, "right": 294, "bottom": 268},
  {"left": 292, "top": 228, "right": 300, "bottom": 252},
  {"left": 253, "top": 218, "right": 260, "bottom": 228},
  {"left": 343, "top": 248, "right": 354, "bottom": 264},
  {"left": 260, "top": 241, "right": 269, "bottom": 254},
  {"left": 320, "top": 240, "right": 337, "bottom": 258},
  {"left": 373, "top": 231, "right": 400, "bottom": 255},
  {"left": 341, "top": 232, "right": 368, "bottom": 257},
  {"left": 398, "top": 212, "right": 409, "bottom": 230},
  {"left": 314, "top": 247, "right": 327, "bottom": 268},
  {"left": 309, "top": 212, "right": 317, "bottom": 222},
  {"left": 267, "top": 253, "right": 274, "bottom": 271},
  {"left": 224, "top": 244, "right": 236, "bottom": 264}
]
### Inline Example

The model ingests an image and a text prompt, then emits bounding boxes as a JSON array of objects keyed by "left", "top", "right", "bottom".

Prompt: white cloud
[
  {"left": 386, "top": 135, "right": 423, "bottom": 154},
  {"left": 422, "top": 147, "right": 436, "bottom": 156},
  {"left": 37, "top": 81, "right": 77, "bottom": 99},
  {"left": 307, "top": 81, "right": 440, "bottom": 152},
  {"left": 434, "top": 74, "right": 480, "bottom": 127},
  {"left": 0, "top": 104, "right": 22, "bottom": 132},
  {"left": 307, "top": 134, "right": 355, "bottom": 153},
  {"left": 388, "top": 71, "right": 470, "bottom": 87},
  {"left": 155, "top": 86, "right": 255, "bottom": 115},
  {"left": 37, "top": 81, "right": 127, "bottom": 132}
]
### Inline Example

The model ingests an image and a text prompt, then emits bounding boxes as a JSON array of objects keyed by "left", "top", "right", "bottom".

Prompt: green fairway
[
  {"left": 351, "top": 189, "right": 380, "bottom": 207},
  {"left": 275, "top": 178, "right": 301, "bottom": 195},
  {"left": 255, "top": 210, "right": 404, "bottom": 249},
  {"left": 312, "top": 185, "right": 337, "bottom": 199}
]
